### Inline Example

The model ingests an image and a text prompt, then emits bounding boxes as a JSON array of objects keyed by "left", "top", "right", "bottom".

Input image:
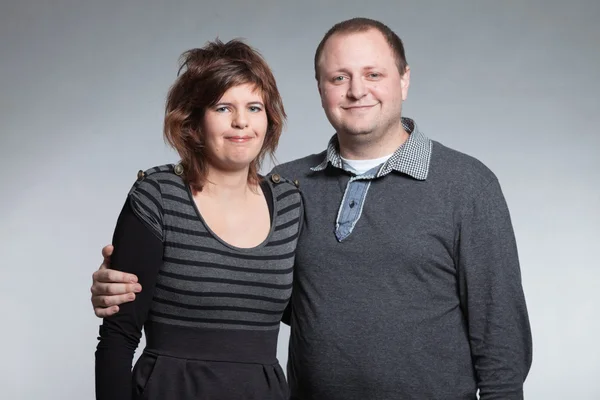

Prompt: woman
[{"left": 95, "top": 39, "right": 303, "bottom": 400}]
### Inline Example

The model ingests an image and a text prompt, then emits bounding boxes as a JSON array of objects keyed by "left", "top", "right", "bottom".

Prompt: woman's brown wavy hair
[{"left": 163, "top": 39, "right": 286, "bottom": 191}]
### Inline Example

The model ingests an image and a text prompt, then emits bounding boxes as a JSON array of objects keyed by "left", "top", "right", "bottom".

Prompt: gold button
[
  {"left": 174, "top": 163, "right": 184, "bottom": 176},
  {"left": 271, "top": 173, "right": 281, "bottom": 183},
  {"left": 293, "top": 179, "right": 300, "bottom": 187},
  {"left": 137, "top": 170, "right": 145, "bottom": 180}
]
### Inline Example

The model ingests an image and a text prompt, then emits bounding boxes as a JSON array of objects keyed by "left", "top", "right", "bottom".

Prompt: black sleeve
[
  {"left": 259, "top": 178, "right": 274, "bottom": 223},
  {"left": 95, "top": 198, "right": 163, "bottom": 400},
  {"left": 280, "top": 301, "right": 292, "bottom": 326}
]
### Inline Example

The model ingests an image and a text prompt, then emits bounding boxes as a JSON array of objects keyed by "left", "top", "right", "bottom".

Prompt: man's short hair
[{"left": 314, "top": 17, "right": 408, "bottom": 81}]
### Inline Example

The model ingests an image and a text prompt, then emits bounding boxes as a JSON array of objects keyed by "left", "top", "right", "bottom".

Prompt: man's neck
[{"left": 338, "top": 124, "right": 409, "bottom": 161}]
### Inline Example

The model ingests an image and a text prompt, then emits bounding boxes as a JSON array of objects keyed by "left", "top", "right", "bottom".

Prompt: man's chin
[{"left": 337, "top": 126, "right": 375, "bottom": 139}]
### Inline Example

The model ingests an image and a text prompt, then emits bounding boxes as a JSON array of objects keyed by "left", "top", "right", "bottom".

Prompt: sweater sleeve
[
  {"left": 94, "top": 192, "right": 163, "bottom": 400},
  {"left": 457, "top": 178, "right": 533, "bottom": 400}
]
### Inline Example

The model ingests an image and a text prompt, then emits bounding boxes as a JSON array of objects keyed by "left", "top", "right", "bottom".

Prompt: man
[{"left": 91, "top": 18, "right": 532, "bottom": 399}]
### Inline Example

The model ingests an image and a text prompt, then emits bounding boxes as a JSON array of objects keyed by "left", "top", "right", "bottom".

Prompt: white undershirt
[{"left": 340, "top": 154, "right": 393, "bottom": 175}]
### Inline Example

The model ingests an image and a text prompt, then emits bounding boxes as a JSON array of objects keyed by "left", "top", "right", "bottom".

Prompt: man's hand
[{"left": 90, "top": 245, "right": 141, "bottom": 317}]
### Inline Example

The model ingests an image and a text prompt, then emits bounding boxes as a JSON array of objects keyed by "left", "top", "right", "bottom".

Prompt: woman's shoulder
[
  {"left": 262, "top": 173, "right": 304, "bottom": 234},
  {"left": 134, "top": 163, "right": 183, "bottom": 183},
  {"left": 124, "top": 163, "right": 183, "bottom": 239},
  {"left": 263, "top": 172, "right": 300, "bottom": 193},
  {"left": 129, "top": 163, "right": 186, "bottom": 191},
  {"left": 126, "top": 162, "right": 188, "bottom": 206},
  {"left": 262, "top": 172, "right": 303, "bottom": 209}
]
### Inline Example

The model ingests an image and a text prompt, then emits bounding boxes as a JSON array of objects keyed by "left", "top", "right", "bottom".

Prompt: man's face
[{"left": 317, "top": 29, "right": 410, "bottom": 142}]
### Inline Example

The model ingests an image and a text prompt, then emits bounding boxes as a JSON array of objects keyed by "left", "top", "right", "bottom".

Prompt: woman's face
[{"left": 201, "top": 83, "right": 268, "bottom": 173}]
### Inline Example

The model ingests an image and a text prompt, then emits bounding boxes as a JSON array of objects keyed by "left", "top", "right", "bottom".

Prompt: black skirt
[{"left": 132, "top": 321, "right": 289, "bottom": 400}]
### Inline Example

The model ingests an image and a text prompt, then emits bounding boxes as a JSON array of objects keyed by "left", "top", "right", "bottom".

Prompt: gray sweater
[{"left": 273, "top": 140, "right": 532, "bottom": 400}]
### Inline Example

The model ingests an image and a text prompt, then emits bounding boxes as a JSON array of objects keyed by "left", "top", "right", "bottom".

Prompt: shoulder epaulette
[
  {"left": 135, "top": 164, "right": 178, "bottom": 181},
  {"left": 267, "top": 173, "right": 301, "bottom": 189}
]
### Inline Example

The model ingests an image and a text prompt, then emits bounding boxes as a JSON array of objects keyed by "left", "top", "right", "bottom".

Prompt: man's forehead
[
  {"left": 320, "top": 30, "right": 394, "bottom": 66},
  {"left": 326, "top": 29, "right": 386, "bottom": 47}
]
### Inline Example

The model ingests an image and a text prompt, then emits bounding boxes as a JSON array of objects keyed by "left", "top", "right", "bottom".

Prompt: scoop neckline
[{"left": 183, "top": 177, "right": 276, "bottom": 252}]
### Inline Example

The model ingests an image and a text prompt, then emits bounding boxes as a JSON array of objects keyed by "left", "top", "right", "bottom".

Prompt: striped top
[
  {"left": 95, "top": 163, "right": 303, "bottom": 399},
  {"left": 128, "top": 164, "right": 303, "bottom": 331}
]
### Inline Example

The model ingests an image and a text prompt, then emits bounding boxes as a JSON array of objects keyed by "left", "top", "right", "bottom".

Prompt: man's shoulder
[
  {"left": 431, "top": 140, "right": 498, "bottom": 187},
  {"left": 270, "top": 151, "right": 326, "bottom": 179}
]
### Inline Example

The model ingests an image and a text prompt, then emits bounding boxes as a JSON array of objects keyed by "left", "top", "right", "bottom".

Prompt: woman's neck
[{"left": 198, "top": 166, "right": 255, "bottom": 200}]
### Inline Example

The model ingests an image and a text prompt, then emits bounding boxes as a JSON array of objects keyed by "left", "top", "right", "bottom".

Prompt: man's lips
[{"left": 342, "top": 104, "right": 377, "bottom": 110}]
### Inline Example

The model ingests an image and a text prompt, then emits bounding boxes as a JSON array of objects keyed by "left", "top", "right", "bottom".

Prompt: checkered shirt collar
[{"left": 310, "top": 117, "right": 432, "bottom": 180}]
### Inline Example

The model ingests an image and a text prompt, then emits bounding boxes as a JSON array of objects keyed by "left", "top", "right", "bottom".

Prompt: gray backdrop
[{"left": 1, "top": 0, "right": 598, "bottom": 399}]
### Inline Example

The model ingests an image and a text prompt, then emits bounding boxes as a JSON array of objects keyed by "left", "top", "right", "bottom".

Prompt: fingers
[
  {"left": 91, "top": 281, "right": 141, "bottom": 297},
  {"left": 101, "top": 244, "right": 114, "bottom": 259},
  {"left": 90, "top": 281, "right": 140, "bottom": 318},
  {"left": 90, "top": 244, "right": 141, "bottom": 318},
  {"left": 91, "top": 289, "right": 137, "bottom": 308},
  {"left": 95, "top": 305, "right": 119, "bottom": 318},
  {"left": 100, "top": 245, "right": 114, "bottom": 270},
  {"left": 92, "top": 268, "right": 138, "bottom": 285}
]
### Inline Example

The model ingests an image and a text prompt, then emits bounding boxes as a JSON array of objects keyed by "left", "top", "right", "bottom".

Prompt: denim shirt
[
  {"left": 334, "top": 164, "right": 381, "bottom": 241},
  {"left": 310, "top": 117, "right": 433, "bottom": 242}
]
